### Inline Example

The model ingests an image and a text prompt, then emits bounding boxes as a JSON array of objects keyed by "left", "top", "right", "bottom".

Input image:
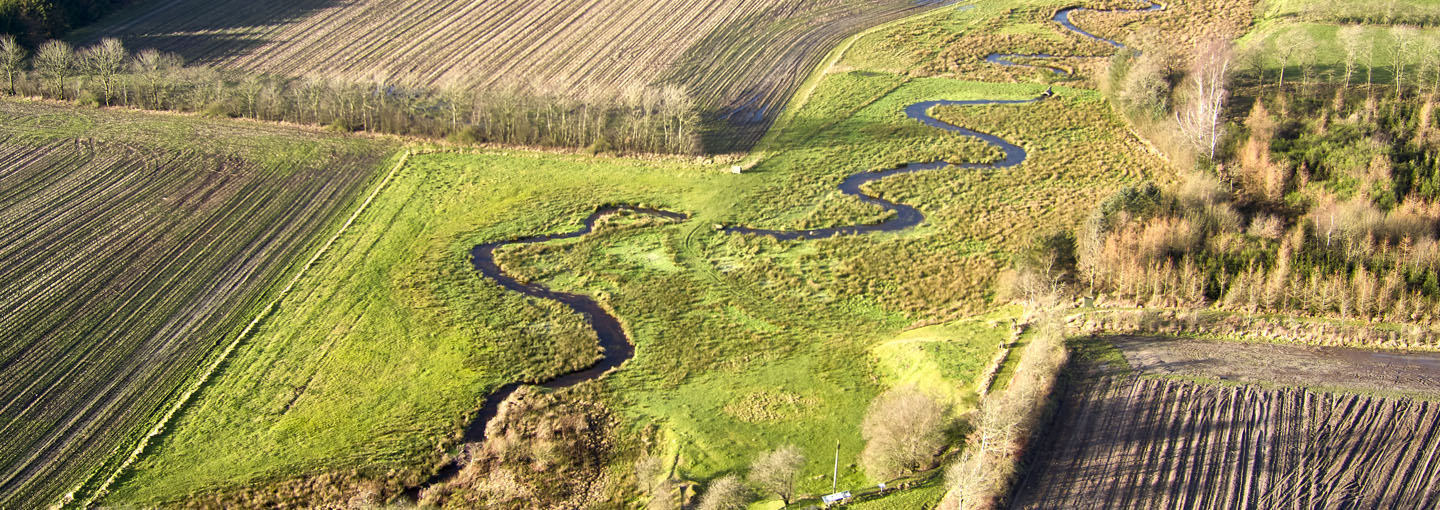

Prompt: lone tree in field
[
  {"left": 82, "top": 38, "right": 128, "bottom": 105},
  {"left": 0, "top": 35, "right": 23, "bottom": 95},
  {"left": 34, "top": 40, "right": 75, "bottom": 99},
  {"left": 1177, "top": 38, "right": 1233, "bottom": 162},
  {"left": 750, "top": 445, "right": 805, "bottom": 505},
  {"left": 697, "top": 474, "right": 751, "bottom": 510},
  {"left": 861, "top": 385, "right": 949, "bottom": 480}
]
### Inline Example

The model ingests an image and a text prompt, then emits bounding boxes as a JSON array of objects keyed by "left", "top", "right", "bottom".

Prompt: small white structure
[{"left": 822, "top": 491, "right": 852, "bottom": 505}]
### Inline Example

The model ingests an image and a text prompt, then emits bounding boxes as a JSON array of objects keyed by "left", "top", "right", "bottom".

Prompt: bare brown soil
[
  {"left": 1011, "top": 337, "right": 1440, "bottom": 509},
  {"left": 1110, "top": 335, "right": 1440, "bottom": 397}
]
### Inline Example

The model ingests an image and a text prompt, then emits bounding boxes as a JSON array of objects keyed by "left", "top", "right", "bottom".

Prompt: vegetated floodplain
[
  {"left": 97, "top": 0, "right": 1174, "bottom": 507},
  {"left": 79, "top": 0, "right": 950, "bottom": 151},
  {"left": 0, "top": 99, "right": 392, "bottom": 509},
  {"left": 104, "top": 76, "right": 1164, "bottom": 510}
]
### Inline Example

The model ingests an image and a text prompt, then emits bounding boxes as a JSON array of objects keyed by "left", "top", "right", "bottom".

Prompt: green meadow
[{"left": 104, "top": 0, "right": 1167, "bottom": 506}]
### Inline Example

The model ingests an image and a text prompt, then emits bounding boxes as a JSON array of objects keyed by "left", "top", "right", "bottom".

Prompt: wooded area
[{"left": 0, "top": 0, "right": 131, "bottom": 44}]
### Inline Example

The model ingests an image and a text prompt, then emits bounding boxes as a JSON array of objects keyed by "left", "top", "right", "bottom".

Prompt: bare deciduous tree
[
  {"left": 697, "top": 474, "right": 751, "bottom": 510},
  {"left": 750, "top": 444, "right": 804, "bottom": 505},
  {"left": 1339, "top": 25, "right": 1366, "bottom": 88},
  {"left": 33, "top": 40, "right": 75, "bottom": 99},
  {"left": 131, "top": 49, "right": 183, "bottom": 108},
  {"left": 1272, "top": 30, "right": 1306, "bottom": 88},
  {"left": 635, "top": 454, "right": 667, "bottom": 495},
  {"left": 0, "top": 35, "right": 23, "bottom": 95},
  {"left": 82, "top": 38, "right": 128, "bottom": 105},
  {"left": 1176, "top": 38, "right": 1233, "bottom": 162},
  {"left": 1392, "top": 25, "right": 1420, "bottom": 99},
  {"left": 861, "top": 385, "right": 949, "bottom": 480}
]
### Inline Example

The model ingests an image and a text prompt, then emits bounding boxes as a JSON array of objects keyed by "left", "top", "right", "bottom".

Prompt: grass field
[
  {"left": 0, "top": 99, "right": 392, "bottom": 509},
  {"left": 1255, "top": 0, "right": 1440, "bottom": 25},
  {"left": 77, "top": 0, "right": 950, "bottom": 152},
  {"left": 79, "top": 0, "right": 1179, "bottom": 506},
  {"left": 1230, "top": 0, "right": 1440, "bottom": 87}
]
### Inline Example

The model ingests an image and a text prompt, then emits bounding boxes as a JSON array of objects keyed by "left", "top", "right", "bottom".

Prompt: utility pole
[{"left": 832, "top": 439, "right": 840, "bottom": 494}]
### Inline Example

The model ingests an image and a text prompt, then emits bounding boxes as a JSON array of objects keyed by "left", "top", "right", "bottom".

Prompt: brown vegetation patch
[
  {"left": 420, "top": 386, "right": 618, "bottom": 510},
  {"left": 722, "top": 389, "right": 816, "bottom": 423}
]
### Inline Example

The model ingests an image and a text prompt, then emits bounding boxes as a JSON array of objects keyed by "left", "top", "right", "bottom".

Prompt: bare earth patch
[{"left": 1108, "top": 335, "right": 1440, "bottom": 397}]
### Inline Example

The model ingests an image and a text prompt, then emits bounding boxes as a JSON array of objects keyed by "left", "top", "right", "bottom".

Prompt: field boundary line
[
  {"left": 71, "top": 149, "right": 413, "bottom": 509},
  {"left": 741, "top": 0, "right": 966, "bottom": 167}
]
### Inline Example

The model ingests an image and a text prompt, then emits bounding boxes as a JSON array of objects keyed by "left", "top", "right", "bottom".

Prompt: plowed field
[
  {"left": 1014, "top": 367, "right": 1440, "bottom": 508},
  {"left": 0, "top": 100, "right": 390, "bottom": 509},
  {"left": 84, "top": 0, "right": 947, "bottom": 151}
]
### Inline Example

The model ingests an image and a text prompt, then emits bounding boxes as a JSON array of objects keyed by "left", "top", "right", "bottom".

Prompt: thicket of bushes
[{"left": 0, "top": 36, "right": 703, "bottom": 154}]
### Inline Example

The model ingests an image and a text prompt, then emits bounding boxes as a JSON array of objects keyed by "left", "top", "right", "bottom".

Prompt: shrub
[{"left": 859, "top": 385, "right": 949, "bottom": 481}]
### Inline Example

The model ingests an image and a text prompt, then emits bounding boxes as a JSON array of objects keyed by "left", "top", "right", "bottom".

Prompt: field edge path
[{"left": 72, "top": 150, "right": 414, "bottom": 510}]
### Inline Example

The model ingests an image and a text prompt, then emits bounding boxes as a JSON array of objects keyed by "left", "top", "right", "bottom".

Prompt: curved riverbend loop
[
  {"left": 725, "top": 0, "right": 1162, "bottom": 240},
  {"left": 464, "top": 206, "right": 687, "bottom": 441},
  {"left": 419, "top": 0, "right": 1162, "bottom": 497},
  {"left": 723, "top": 97, "right": 1037, "bottom": 241},
  {"left": 406, "top": 207, "right": 687, "bottom": 496},
  {"left": 986, "top": 0, "right": 1162, "bottom": 75}
]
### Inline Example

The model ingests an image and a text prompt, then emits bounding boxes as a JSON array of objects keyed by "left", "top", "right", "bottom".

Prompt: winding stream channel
[{"left": 412, "top": 0, "right": 1161, "bottom": 496}]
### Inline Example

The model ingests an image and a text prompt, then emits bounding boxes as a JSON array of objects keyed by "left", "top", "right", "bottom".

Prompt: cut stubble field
[{"left": 0, "top": 100, "right": 393, "bottom": 509}]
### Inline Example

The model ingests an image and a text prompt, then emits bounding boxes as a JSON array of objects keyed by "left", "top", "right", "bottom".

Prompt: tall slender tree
[
  {"left": 1392, "top": 25, "right": 1420, "bottom": 99},
  {"left": 1339, "top": 25, "right": 1366, "bottom": 88},
  {"left": 1177, "top": 38, "right": 1234, "bottom": 162},
  {"left": 0, "top": 35, "right": 24, "bottom": 95}
]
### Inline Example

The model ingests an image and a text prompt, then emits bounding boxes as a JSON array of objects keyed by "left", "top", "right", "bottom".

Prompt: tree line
[{"left": 0, "top": 36, "right": 703, "bottom": 154}]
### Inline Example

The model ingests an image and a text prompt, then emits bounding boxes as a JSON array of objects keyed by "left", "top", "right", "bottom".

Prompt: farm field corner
[
  {"left": 0, "top": 99, "right": 393, "bottom": 510},
  {"left": 96, "top": 0, "right": 1173, "bottom": 507}
]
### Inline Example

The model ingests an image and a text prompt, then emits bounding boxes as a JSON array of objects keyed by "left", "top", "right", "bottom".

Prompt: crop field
[
  {"left": 80, "top": 0, "right": 949, "bottom": 151},
  {"left": 0, "top": 100, "right": 392, "bottom": 509},
  {"left": 1013, "top": 375, "right": 1440, "bottom": 508}
]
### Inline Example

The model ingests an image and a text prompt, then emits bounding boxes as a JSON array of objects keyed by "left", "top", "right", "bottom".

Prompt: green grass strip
[{"left": 73, "top": 150, "right": 413, "bottom": 509}]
